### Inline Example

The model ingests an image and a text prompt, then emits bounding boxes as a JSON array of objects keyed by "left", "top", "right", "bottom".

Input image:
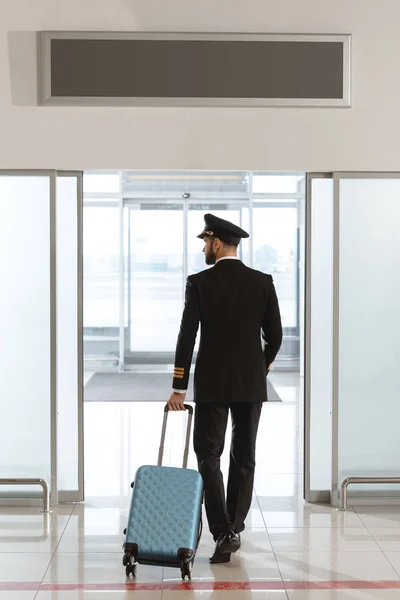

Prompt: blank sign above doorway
[{"left": 39, "top": 32, "right": 351, "bottom": 108}]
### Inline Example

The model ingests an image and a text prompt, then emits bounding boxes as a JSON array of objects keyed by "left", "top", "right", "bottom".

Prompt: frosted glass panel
[
  {"left": 57, "top": 176, "right": 80, "bottom": 493},
  {"left": 0, "top": 176, "right": 51, "bottom": 495},
  {"left": 338, "top": 178, "right": 400, "bottom": 493},
  {"left": 309, "top": 178, "right": 333, "bottom": 491}
]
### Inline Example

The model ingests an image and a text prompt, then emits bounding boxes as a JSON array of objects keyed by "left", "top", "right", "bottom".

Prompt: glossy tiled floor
[{"left": 3, "top": 374, "right": 400, "bottom": 598}]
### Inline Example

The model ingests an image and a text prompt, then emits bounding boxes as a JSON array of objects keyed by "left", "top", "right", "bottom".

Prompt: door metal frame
[
  {"left": 304, "top": 172, "right": 333, "bottom": 503},
  {"left": 56, "top": 171, "right": 84, "bottom": 503},
  {"left": 119, "top": 171, "right": 125, "bottom": 372}
]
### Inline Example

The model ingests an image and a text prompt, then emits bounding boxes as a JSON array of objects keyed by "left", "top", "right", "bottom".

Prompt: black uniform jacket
[{"left": 173, "top": 259, "right": 283, "bottom": 404}]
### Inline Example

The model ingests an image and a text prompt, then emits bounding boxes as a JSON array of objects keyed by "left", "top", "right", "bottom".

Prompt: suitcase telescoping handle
[{"left": 157, "top": 404, "right": 194, "bottom": 469}]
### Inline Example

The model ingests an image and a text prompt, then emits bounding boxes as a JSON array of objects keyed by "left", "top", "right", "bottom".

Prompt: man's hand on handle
[{"left": 168, "top": 392, "right": 187, "bottom": 411}]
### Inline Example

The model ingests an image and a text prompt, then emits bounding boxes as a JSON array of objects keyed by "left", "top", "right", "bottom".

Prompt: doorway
[{"left": 83, "top": 170, "right": 305, "bottom": 506}]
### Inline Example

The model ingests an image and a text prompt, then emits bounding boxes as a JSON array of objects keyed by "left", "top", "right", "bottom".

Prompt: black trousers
[{"left": 193, "top": 402, "right": 263, "bottom": 541}]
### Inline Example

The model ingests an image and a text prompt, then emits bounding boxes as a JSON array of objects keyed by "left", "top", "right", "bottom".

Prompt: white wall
[{"left": 1, "top": 0, "right": 399, "bottom": 171}]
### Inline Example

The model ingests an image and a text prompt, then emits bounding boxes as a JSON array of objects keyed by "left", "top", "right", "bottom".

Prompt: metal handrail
[
  {"left": 0, "top": 478, "right": 50, "bottom": 512},
  {"left": 339, "top": 476, "right": 400, "bottom": 511}
]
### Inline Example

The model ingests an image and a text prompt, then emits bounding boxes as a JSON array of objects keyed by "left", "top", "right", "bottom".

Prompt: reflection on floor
[
  {"left": 84, "top": 372, "right": 303, "bottom": 501},
  {"left": 3, "top": 373, "right": 400, "bottom": 598}
]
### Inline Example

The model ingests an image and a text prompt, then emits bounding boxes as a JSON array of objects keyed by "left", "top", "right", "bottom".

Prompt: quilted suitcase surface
[
  {"left": 123, "top": 404, "right": 203, "bottom": 580},
  {"left": 126, "top": 465, "right": 202, "bottom": 563}
]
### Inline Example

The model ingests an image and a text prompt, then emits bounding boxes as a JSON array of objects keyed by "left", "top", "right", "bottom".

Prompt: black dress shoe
[{"left": 209, "top": 530, "right": 241, "bottom": 564}]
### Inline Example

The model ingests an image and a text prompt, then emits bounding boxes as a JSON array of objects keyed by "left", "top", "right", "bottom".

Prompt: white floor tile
[
  {"left": 63, "top": 506, "right": 129, "bottom": 535},
  {"left": 239, "top": 528, "right": 274, "bottom": 553},
  {"left": 0, "top": 553, "right": 52, "bottom": 582},
  {"left": 268, "top": 527, "right": 379, "bottom": 552},
  {"left": 37, "top": 592, "right": 162, "bottom": 600},
  {"left": 0, "top": 510, "right": 72, "bottom": 535},
  {"left": 0, "top": 594, "right": 37, "bottom": 600},
  {"left": 355, "top": 507, "right": 400, "bottom": 529},
  {"left": 163, "top": 592, "right": 287, "bottom": 600},
  {"left": 0, "top": 533, "right": 62, "bottom": 553},
  {"left": 0, "top": 505, "right": 74, "bottom": 517},
  {"left": 275, "top": 551, "right": 400, "bottom": 582},
  {"left": 261, "top": 505, "right": 364, "bottom": 529},
  {"left": 163, "top": 552, "right": 282, "bottom": 582},
  {"left": 57, "top": 532, "right": 125, "bottom": 553},
  {"left": 370, "top": 529, "right": 400, "bottom": 552},
  {"left": 287, "top": 591, "right": 400, "bottom": 600},
  {"left": 43, "top": 552, "right": 163, "bottom": 583},
  {"left": 383, "top": 553, "right": 400, "bottom": 577}
]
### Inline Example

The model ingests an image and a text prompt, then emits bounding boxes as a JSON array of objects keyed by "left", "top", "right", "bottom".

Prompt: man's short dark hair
[{"left": 221, "top": 239, "right": 240, "bottom": 249}]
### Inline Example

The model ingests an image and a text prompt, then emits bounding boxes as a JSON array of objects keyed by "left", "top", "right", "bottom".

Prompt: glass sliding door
[
  {"left": 56, "top": 172, "right": 84, "bottom": 502},
  {"left": 83, "top": 200, "right": 121, "bottom": 370},
  {"left": 252, "top": 204, "right": 299, "bottom": 368},
  {"left": 0, "top": 172, "right": 57, "bottom": 505},
  {"left": 83, "top": 172, "right": 122, "bottom": 372},
  {"left": 126, "top": 203, "right": 184, "bottom": 359},
  {"left": 124, "top": 201, "right": 250, "bottom": 363},
  {"left": 251, "top": 174, "right": 305, "bottom": 369}
]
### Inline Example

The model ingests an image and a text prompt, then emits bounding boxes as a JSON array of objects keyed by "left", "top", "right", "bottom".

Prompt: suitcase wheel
[
  {"left": 181, "top": 560, "right": 192, "bottom": 581},
  {"left": 130, "top": 481, "right": 134, "bottom": 489},
  {"left": 123, "top": 528, "right": 127, "bottom": 536},
  {"left": 125, "top": 562, "right": 137, "bottom": 578}
]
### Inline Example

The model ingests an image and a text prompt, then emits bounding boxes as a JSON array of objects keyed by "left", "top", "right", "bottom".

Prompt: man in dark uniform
[{"left": 168, "top": 214, "right": 282, "bottom": 564}]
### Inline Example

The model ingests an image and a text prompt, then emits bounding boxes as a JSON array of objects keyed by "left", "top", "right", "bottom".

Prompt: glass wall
[
  {"left": 0, "top": 174, "right": 53, "bottom": 498},
  {"left": 336, "top": 176, "right": 400, "bottom": 498},
  {"left": 0, "top": 171, "right": 84, "bottom": 506}
]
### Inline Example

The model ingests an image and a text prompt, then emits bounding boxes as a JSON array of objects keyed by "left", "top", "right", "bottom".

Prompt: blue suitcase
[{"left": 123, "top": 404, "right": 203, "bottom": 580}]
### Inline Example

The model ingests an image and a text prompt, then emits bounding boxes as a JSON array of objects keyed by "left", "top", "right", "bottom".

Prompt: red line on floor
[{"left": 2, "top": 581, "right": 400, "bottom": 592}]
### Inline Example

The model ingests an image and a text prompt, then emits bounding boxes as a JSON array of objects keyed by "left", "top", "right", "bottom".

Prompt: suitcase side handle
[{"left": 158, "top": 404, "right": 193, "bottom": 469}]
